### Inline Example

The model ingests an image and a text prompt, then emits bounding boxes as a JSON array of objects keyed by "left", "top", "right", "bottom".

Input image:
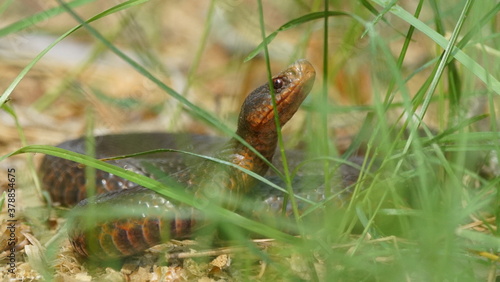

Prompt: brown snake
[{"left": 40, "top": 59, "right": 323, "bottom": 260}]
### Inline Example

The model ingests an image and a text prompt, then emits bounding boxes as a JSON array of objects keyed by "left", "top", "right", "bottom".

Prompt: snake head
[{"left": 237, "top": 59, "right": 316, "bottom": 136}]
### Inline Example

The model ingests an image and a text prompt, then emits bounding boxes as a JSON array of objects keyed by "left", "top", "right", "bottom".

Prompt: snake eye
[{"left": 273, "top": 78, "right": 284, "bottom": 90}]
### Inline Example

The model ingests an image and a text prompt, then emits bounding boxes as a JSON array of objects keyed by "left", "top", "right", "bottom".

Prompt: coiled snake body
[{"left": 40, "top": 60, "right": 318, "bottom": 260}]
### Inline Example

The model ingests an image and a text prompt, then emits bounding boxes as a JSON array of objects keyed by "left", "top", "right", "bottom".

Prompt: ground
[{"left": 0, "top": 1, "right": 498, "bottom": 281}]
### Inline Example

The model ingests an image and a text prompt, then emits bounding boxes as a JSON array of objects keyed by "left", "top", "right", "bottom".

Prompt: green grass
[{"left": 1, "top": 0, "right": 499, "bottom": 280}]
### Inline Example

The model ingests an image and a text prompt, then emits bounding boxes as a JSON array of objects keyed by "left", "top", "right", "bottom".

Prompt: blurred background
[
  {"left": 1, "top": 0, "right": 499, "bottom": 280},
  {"left": 0, "top": 0, "right": 445, "bottom": 155}
]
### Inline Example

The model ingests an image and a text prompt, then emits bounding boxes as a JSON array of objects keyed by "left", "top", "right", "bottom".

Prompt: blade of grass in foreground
[
  {"left": 101, "top": 148, "right": 315, "bottom": 205},
  {"left": 1, "top": 145, "right": 301, "bottom": 245},
  {"left": 397, "top": 0, "right": 474, "bottom": 182},
  {"left": 371, "top": 0, "right": 500, "bottom": 95},
  {"left": 256, "top": 0, "right": 300, "bottom": 226}
]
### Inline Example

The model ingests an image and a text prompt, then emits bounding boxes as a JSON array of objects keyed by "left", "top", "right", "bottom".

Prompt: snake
[{"left": 39, "top": 59, "right": 354, "bottom": 260}]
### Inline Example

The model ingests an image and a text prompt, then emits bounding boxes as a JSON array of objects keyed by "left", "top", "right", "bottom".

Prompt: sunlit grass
[{"left": 0, "top": 0, "right": 499, "bottom": 280}]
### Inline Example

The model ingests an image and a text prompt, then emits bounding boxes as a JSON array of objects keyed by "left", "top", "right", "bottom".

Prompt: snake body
[{"left": 40, "top": 60, "right": 320, "bottom": 260}]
